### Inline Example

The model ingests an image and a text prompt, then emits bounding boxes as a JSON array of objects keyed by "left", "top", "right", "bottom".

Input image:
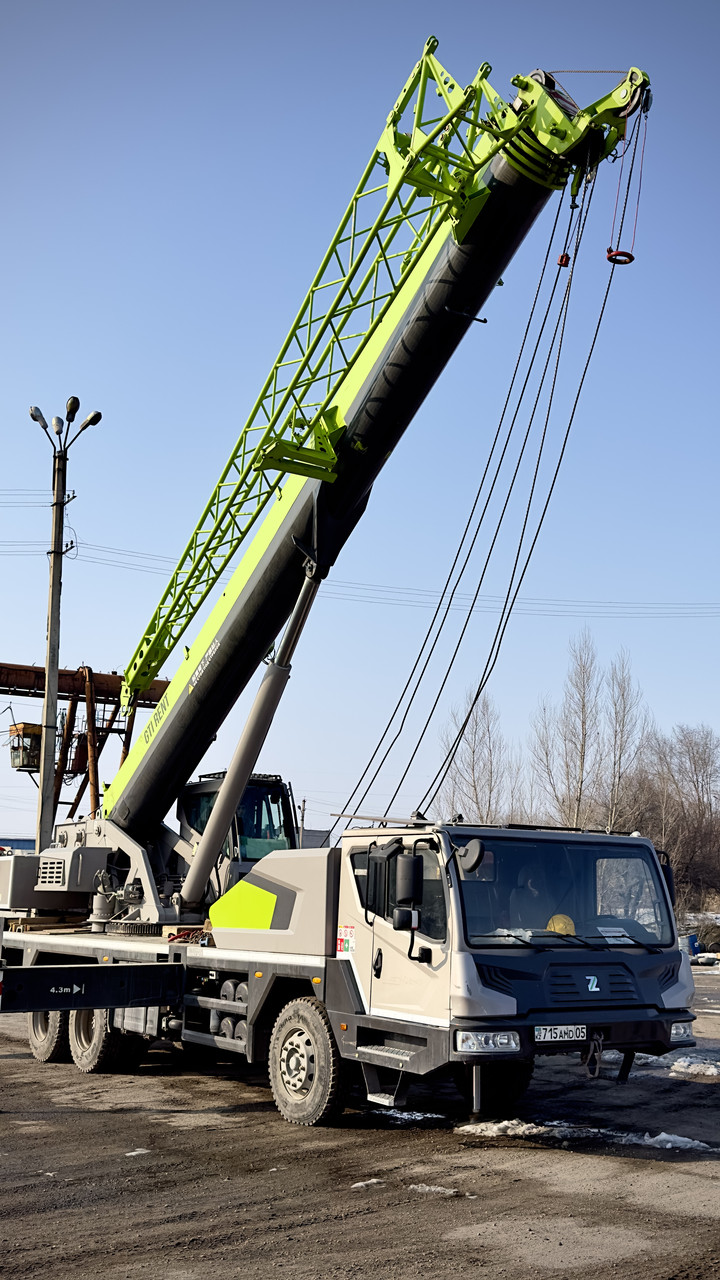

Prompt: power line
[{"left": 0, "top": 541, "right": 716, "bottom": 616}]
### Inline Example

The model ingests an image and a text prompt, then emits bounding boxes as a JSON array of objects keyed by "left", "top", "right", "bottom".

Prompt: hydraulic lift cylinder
[{"left": 181, "top": 576, "right": 319, "bottom": 905}]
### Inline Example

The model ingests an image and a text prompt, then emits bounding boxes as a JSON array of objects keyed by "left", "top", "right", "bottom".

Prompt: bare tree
[
  {"left": 604, "top": 649, "right": 649, "bottom": 831},
  {"left": 437, "top": 691, "right": 508, "bottom": 824},
  {"left": 506, "top": 745, "right": 531, "bottom": 823},
  {"left": 530, "top": 629, "right": 604, "bottom": 827},
  {"left": 648, "top": 725, "right": 720, "bottom": 890}
]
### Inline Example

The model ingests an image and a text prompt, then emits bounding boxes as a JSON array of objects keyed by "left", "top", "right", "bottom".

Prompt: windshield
[{"left": 454, "top": 835, "right": 673, "bottom": 948}]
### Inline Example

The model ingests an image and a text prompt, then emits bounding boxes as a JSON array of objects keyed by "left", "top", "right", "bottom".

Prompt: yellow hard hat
[{"left": 546, "top": 913, "right": 576, "bottom": 935}]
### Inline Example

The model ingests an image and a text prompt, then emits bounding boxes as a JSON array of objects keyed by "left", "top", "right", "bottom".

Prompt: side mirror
[
  {"left": 395, "top": 852, "right": 423, "bottom": 906},
  {"left": 458, "top": 838, "right": 485, "bottom": 873},
  {"left": 392, "top": 907, "right": 420, "bottom": 932},
  {"left": 367, "top": 838, "right": 403, "bottom": 916}
]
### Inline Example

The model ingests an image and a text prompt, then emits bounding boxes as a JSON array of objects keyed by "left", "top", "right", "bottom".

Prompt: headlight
[
  {"left": 456, "top": 1030, "right": 521, "bottom": 1053},
  {"left": 670, "top": 1022, "right": 693, "bottom": 1043}
]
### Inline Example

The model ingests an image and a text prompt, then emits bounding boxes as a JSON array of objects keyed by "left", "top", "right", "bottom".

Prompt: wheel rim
[
  {"left": 278, "top": 1026, "right": 316, "bottom": 1098},
  {"left": 31, "top": 1011, "right": 50, "bottom": 1040},
  {"left": 74, "top": 1009, "right": 96, "bottom": 1051}
]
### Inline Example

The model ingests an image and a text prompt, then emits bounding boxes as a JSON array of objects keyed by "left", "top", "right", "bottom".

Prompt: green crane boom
[
  {"left": 121, "top": 40, "right": 645, "bottom": 711},
  {"left": 104, "top": 41, "right": 648, "bottom": 839}
]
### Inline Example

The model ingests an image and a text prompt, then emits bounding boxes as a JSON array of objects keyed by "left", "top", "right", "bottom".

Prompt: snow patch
[
  {"left": 125, "top": 1148, "right": 151, "bottom": 1157},
  {"left": 601, "top": 1049, "right": 720, "bottom": 1078},
  {"left": 408, "top": 1183, "right": 459, "bottom": 1196},
  {"left": 602, "top": 1050, "right": 658, "bottom": 1065},
  {"left": 669, "top": 1055, "right": 720, "bottom": 1078},
  {"left": 351, "top": 1178, "right": 385, "bottom": 1189},
  {"left": 377, "top": 1109, "right": 445, "bottom": 1124},
  {"left": 642, "top": 1131, "right": 710, "bottom": 1149},
  {"left": 457, "top": 1117, "right": 710, "bottom": 1150}
]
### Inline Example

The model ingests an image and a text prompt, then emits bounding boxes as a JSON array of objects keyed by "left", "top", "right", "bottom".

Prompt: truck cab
[
  {"left": 323, "top": 822, "right": 695, "bottom": 1112},
  {"left": 332, "top": 823, "right": 695, "bottom": 1079}
]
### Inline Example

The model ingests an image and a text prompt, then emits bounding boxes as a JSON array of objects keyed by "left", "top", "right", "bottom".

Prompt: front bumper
[{"left": 450, "top": 1007, "right": 695, "bottom": 1062}]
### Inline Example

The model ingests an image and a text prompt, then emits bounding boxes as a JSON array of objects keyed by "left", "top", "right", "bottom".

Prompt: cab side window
[
  {"left": 350, "top": 850, "right": 368, "bottom": 906},
  {"left": 388, "top": 847, "right": 447, "bottom": 941}
]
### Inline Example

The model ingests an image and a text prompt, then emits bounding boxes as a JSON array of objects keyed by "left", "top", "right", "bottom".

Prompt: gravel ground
[{"left": 1, "top": 969, "right": 719, "bottom": 1280}]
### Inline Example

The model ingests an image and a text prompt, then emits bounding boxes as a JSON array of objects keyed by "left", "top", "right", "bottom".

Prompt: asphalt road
[{"left": 1, "top": 969, "right": 719, "bottom": 1280}]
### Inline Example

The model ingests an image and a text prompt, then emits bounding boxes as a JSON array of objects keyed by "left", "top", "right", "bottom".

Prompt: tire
[
  {"left": 68, "top": 1008, "right": 127, "bottom": 1074},
  {"left": 456, "top": 1058, "right": 534, "bottom": 1117},
  {"left": 268, "top": 997, "right": 342, "bottom": 1126},
  {"left": 27, "top": 1010, "right": 71, "bottom": 1064}
]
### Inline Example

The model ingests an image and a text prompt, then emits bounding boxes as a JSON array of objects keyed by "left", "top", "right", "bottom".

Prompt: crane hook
[{"left": 606, "top": 247, "right": 634, "bottom": 265}]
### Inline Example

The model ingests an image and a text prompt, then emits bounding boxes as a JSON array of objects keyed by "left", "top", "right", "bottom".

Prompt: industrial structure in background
[
  {"left": 3, "top": 662, "right": 169, "bottom": 826},
  {"left": 1, "top": 44, "right": 693, "bottom": 1127}
]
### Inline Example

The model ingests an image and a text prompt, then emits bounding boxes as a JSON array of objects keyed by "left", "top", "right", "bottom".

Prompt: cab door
[{"left": 369, "top": 845, "right": 450, "bottom": 1025}]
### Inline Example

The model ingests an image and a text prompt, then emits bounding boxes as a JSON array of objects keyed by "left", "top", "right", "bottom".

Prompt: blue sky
[{"left": 1, "top": 0, "right": 718, "bottom": 836}]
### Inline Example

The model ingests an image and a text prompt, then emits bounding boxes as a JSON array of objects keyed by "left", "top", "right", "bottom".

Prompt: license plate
[{"left": 534, "top": 1024, "right": 587, "bottom": 1043}]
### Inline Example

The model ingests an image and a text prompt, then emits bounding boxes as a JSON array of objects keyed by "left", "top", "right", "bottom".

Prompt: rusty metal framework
[{"left": 2, "top": 664, "right": 168, "bottom": 826}]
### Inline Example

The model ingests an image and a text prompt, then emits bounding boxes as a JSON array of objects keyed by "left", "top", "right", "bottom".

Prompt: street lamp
[{"left": 30, "top": 397, "right": 102, "bottom": 853}]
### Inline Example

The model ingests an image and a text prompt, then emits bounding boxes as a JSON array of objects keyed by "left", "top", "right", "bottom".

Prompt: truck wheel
[
  {"left": 27, "top": 1011, "right": 71, "bottom": 1063},
  {"left": 68, "top": 1008, "right": 124, "bottom": 1074},
  {"left": 268, "top": 997, "right": 342, "bottom": 1126}
]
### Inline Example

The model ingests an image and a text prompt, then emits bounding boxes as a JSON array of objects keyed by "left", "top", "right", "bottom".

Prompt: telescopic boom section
[{"left": 104, "top": 42, "right": 648, "bottom": 838}]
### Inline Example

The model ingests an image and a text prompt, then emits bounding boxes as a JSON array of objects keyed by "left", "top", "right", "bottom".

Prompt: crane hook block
[
  {"left": 606, "top": 248, "right": 635, "bottom": 265},
  {"left": 557, "top": 252, "right": 570, "bottom": 267}
]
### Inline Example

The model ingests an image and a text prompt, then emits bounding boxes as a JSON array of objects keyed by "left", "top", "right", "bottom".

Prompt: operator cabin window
[{"left": 185, "top": 785, "right": 290, "bottom": 862}]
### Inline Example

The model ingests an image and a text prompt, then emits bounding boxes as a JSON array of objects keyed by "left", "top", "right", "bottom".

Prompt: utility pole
[
  {"left": 36, "top": 444, "right": 67, "bottom": 852},
  {"left": 30, "top": 399, "right": 102, "bottom": 852}
]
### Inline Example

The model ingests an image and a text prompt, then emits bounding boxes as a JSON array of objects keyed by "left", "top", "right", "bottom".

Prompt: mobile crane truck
[{"left": 0, "top": 41, "right": 695, "bottom": 1125}]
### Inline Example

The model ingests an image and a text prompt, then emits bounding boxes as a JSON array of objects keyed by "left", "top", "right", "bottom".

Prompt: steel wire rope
[
  {"left": 386, "top": 171, "right": 595, "bottom": 815},
  {"left": 322, "top": 190, "right": 570, "bottom": 841},
  {"left": 628, "top": 111, "right": 649, "bottom": 255},
  {"left": 418, "top": 115, "right": 645, "bottom": 813},
  {"left": 370, "top": 183, "right": 591, "bottom": 816},
  {"left": 608, "top": 110, "right": 642, "bottom": 250},
  {"left": 330, "top": 191, "right": 593, "bottom": 834}
]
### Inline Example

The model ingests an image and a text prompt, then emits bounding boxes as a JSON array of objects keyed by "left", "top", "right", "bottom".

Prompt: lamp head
[
  {"left": 29, "top": 406, "right": 49, "bottom": 431},
  {"left": 65, "top": 396, "right": 80, "bottom": 424},
  {"left": 78, "top": 410, "right": 102, "bottom": 431},
  {"left": 52, "top": 416, "right": 64, "bottom": 436}
]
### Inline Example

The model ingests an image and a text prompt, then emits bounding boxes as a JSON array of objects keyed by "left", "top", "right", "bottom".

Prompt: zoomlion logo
[{"left": 586, "top": 975, "right": 600, "bottom": 993}]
